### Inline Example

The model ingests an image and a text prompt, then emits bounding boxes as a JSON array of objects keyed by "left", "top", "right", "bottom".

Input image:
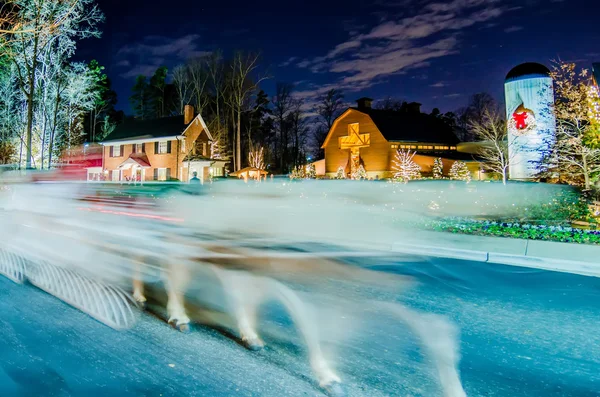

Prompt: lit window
[
  {"left": 135, "top": 143, "right": 143, "bottom": 153},
  {"left": 411, "top": 145, "right": 417, "bottom": 149},
  {"left": 158, "top": 141, "right": 168, "bottom": 154},
  {"left": 428, "top": 146, "right": 434, "bottom": 149},
  {"left": 158, "top": 168, "right": 167, "bottom": 181},
  {"left": 417, "top": 146, "right": 423, "bottom": 149},
  {"left": 211, "top": 167, "right": 223, "bottom": 177},
  {"left": 181, "top": 140, "right": 186, "bottom": 153},
  {"left": 391, "top": 144, "right": 398, "bottom": 149},
  {"left": 113, "top": 145, "right": 121, "bottom": 157},
  {"left": 450, "top": 146, "right": 456, "bottom": 150}
]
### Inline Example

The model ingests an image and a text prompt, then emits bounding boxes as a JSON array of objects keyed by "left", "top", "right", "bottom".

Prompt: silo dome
[{"left": 505, "top": 63, "right": 551, "bottom": 82}]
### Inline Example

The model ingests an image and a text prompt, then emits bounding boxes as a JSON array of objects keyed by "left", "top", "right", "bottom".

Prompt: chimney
[
  {"left": 407, "top": 102, "right": 422, "bottom": 114},
  {"left": 356, "top": 97, "right": 373, "bottom": 110},
  {"left": 184, "top": 105, "right": 195, "bottom": 124}
]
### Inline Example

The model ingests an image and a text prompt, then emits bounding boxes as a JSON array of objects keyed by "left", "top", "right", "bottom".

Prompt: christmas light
[
  {"left": 392, "top": 149, "right": 421, "bottom": 183},
  {"left": 449, "top": 161, "right": 471, "bottom": 183}
]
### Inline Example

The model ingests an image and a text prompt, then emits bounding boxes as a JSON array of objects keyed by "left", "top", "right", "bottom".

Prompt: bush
[{"left": 427, "top": 218, "right": 600, "bottom": 244}]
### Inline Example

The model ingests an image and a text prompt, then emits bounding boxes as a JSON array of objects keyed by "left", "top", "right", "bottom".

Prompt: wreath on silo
[{"left": 508, "top": 104, "right": 536, "bottom": 136}]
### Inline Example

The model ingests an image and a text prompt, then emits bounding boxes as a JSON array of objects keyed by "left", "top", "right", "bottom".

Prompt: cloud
[
  {"left": 504, "top": 25, "right": 523, "bottom": 33},
  {"left": 279, "top": 57, "right": 298, "bottom": 67},
  {"left": 116, "top": 34, "right": 209, "bottom": 79},
  {"left": 444, "top": 93, "right": 462, "bottom": 97},
  {"left": 430, "top": 82, "right": 446, "bottom": 87},
  {"left": 295, "top": 0, "right": 509, "bottom": 103}
]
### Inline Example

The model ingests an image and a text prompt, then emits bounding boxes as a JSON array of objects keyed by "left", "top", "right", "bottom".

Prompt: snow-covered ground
[{"left": 1, "top": 255, "right": 599, "bottom": 396}]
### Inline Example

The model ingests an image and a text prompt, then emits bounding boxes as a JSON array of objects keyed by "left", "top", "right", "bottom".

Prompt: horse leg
[
  {"left": 132, "top": 259, "right": 147, "bottom": 309},
  {"left": 165, "top": 260, "right": 191, "bottom": 333},
  {"left": 382, "top": 302, "right": 466, "bottom": 397},
  {"left": 211, "top": 267, "right": 266, "bottom": 350},
  {"left": 263, "top": 278, "right": 342, "bottom": 394}
]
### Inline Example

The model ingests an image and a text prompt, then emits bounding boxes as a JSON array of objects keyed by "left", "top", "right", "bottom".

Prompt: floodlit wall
[{"left": 504, "top": 75, "right": 555, "bottom": 180}]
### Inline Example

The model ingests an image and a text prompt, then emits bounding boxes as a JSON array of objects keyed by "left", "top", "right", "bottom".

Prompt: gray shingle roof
[{"left": 103, "top": 116, "right": 187, "bottom": 142}]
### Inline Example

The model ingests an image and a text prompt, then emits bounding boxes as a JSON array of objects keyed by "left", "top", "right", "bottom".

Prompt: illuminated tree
[
  {"left": 335, "top": 166, "right": 345, "bottom": 179},
  {"left": 433, "top": 157, "right": 443, "bottom": 179},
  {"left": 289, "top": 165, "right": 304, "bottom": 180},
  {"left": 449, "top": 161, "right": 471, "bottom": 182},
  {"left": 541, "top": 61, "right": 600, "bottom": 189},
  {"left": 351, "top": 164, "right": 367, "bottom": 180},
  {"left": 306, "top": 163, "right": 316, "bottom": 179},
  {"left": 470, "top": 107, "right": 515, "bottom": 184},
  {"left": 392, "top": 149, "right": 421, "bottom": 183},
  {"left": 249, "top": 146, "right": 264, "bottom": 169}
]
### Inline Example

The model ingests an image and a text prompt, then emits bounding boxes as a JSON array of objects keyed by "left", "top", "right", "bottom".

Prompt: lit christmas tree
[
  {"left": 335, "top": 166, "right": 346, "bottom": 179},
  {"left": 289, "top": 165, "right": 305, "bottom": 180},
  {"left": 433, "top": 157, "right": 443, "bottom": 179},
  {"left": 449, "top": 161, "right": 471, "bottom": 182},
  {"left": 351, "top": 164, "right": 368, "bottom": 180},
  {"left": 306, "top": 163, "right": 317, "bottom": 179},
  {"left": 392, "top": 149, "right": 421, "bottom": 183}
]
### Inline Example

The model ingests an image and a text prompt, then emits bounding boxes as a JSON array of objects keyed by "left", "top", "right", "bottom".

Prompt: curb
[{"left": 391, "top": 242, "right": 600, "bottom": 278}]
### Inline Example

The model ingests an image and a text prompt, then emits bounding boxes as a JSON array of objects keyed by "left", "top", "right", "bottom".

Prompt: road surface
[{"left": 1, "top": 255, "right": 599, "bottom": 396}]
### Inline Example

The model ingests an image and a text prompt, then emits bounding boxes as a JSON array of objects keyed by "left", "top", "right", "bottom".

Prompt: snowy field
[{"left": 1, "top": 255, "right": 599, "bottom": 397}]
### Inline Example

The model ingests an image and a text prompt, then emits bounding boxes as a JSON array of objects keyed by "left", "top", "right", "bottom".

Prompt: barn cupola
[{"left": 356, "top": 97, "right": 373, "bottom": 110}]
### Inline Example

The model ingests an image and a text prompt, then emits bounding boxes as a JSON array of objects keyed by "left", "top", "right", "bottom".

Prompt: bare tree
[
  {"left": 470, "top": 107, "right": 513, "bottom": 184},
  {"left": 313, "top": 88, "right": 344, "bottom": 159},
  {"left": 249, "top": 146, "right": 264, "bottom": 169},
  {"left": 456, "top": 92, "right": 498, "bottom": 141},
  {"left": 288, "top": 98, "right": 309, "bottom": 166},
  {"left": 226, "top": 51, "right": 265, "bottom": 171},
  {"left": 172, "top": 64, "right": 192, "bottom": 114}
]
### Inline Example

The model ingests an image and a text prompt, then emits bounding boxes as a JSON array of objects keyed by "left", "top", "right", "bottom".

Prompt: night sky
[{"left": 76, "top": 0, "right": 599, "bottom": 115}]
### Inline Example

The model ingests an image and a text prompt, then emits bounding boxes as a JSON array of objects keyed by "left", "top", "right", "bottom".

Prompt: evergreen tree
[
  {"left": 149, "top": 66, "right": 169, "bottom": 118},
  {"left": 449, "top": 161, "right": 471, "bottom": 182},
  {"left": 306, "top": 163, "right": 316, "bottom": 179},
  {"left": 335, "top": 166, "right": 346, "bottom": 179},
  {"left": 129, "top": 75, "right": 151, "bottom": 120},
  {"left": 433, "top": 157, "right": 444, "bottom": 179},
  {"left": 351, "top": 164, "right": 368, "bottom": 180}
]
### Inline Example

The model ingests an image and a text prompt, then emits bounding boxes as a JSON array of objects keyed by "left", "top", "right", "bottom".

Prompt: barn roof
[{"left": 350, "top": 107, "right": 459, "bottom": 145}]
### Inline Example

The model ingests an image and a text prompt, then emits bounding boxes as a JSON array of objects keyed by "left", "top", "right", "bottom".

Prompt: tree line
[{"left": 0, "top": 0, "right": 121, "bottom": 169}]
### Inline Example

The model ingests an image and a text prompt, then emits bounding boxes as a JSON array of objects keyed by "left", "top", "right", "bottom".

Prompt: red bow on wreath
[{"left": 513, "top": 112, "right": 528, "bottom": 130}]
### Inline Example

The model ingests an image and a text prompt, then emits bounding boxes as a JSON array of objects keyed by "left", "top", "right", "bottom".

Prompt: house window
[
  {"left": 158, "top": 141, "right": 168, "bottom": 154},
  {"left": 202, "top": 142, "right": 208, "bottom": 156},
  {"left": 450, "top": 146, "right": 457, "bottom": 150},
  {"left": 211, "top": 167, "right": 223, "bottom": 177},
  {"left": 154, "top": 168, "right": 171, "bottom": 181},
  {"left": 410, "top": 145, "right": 417, "bottom": 149},
  {"left": 181, "top": 140, "right": 186, "bottom": 153},
  {"left": 135, "top": 143, "right": 144, "bottom": 153},
  {"left": 112, "top": 145, "right": 121, "bottom": 157},
  {"left": 391, "top": 144, "right": 398, "bottom": 149}
]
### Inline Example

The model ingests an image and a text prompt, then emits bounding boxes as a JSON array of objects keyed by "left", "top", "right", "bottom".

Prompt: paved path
[{"left": 1, "top": 255, "right": 599, "bottom": 396}]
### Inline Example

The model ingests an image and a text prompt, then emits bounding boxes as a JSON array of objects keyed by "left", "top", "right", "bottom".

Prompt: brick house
[
  {"left": 321, "top": 97, "right": 482, "bottom": 179},
  {"left": 101, "top": 105, "right": 227, "bottom": 183}
]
